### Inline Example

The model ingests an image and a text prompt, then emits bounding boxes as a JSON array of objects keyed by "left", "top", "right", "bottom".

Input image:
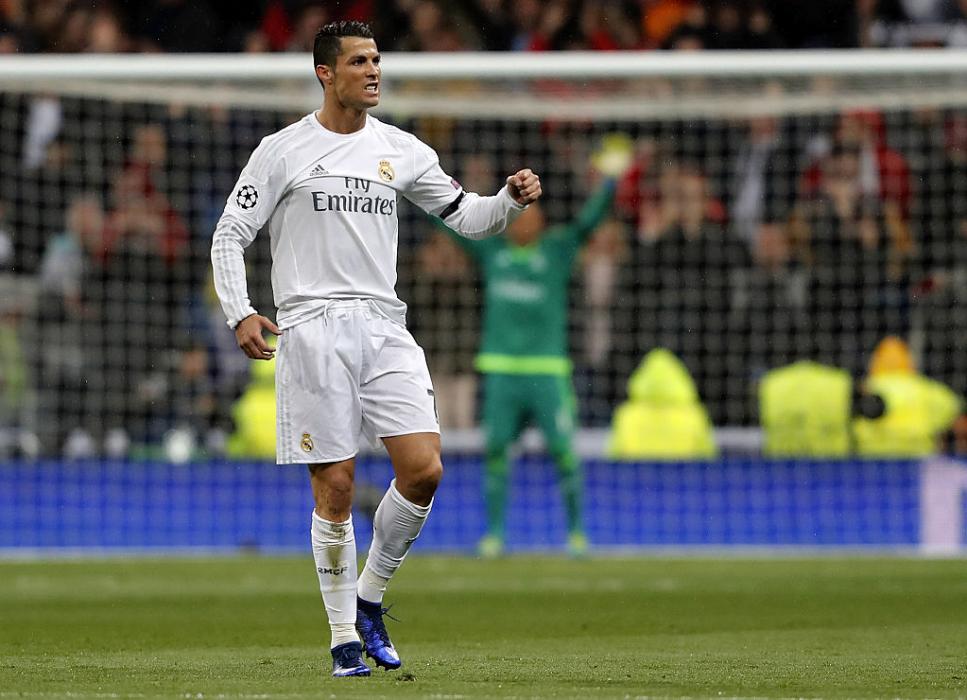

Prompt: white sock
[
  {"left": 310, "top": 511, "right": 359, "bottom": 649},
  {"left": 357, "top": 479, "right": 432, "bottom": 604}
]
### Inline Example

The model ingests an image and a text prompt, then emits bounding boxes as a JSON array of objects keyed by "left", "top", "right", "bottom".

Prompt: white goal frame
[{"left": 2, "top": 49, "right": 964, "bottom": 456}]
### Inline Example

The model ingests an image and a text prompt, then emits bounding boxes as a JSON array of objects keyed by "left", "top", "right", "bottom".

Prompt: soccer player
[
  {"left": 210, "top": 21, "right": 541, "bottom": 679},
  {"left": 439, "top": 136, "right": 631, "bottom": 558}
]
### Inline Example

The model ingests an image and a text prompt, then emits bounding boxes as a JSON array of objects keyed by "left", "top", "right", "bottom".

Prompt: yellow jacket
[
  {"left": 608, "top": 349, "right": 717, "bottom": 460},
  {"left": 227, "top": 346, "right": 276, "bottom": 459},
  {"left": 853, "top": 372, "right": 961, "bottom": 458},
  {"left": 760, "top": 361, "right": 852, "bottom": 457}
]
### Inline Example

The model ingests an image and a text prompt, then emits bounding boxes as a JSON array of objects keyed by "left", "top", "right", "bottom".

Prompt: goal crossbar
[{"left": 1, "top": 49, "right": 967, "bottom": 81}]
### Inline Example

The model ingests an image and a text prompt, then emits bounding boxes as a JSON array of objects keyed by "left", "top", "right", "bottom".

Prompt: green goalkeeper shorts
[{"left": 481, "top": 372, "right": 577, "bottom": 454}]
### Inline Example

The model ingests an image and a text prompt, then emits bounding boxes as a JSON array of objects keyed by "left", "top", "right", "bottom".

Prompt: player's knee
[
  {"left": 312, "top": 471, "right": 354, "bottom": 517},
  {"left": 485, "top": 443, "right": 510, "bottom": 468},
  {"left": 328, "top": 474, "right": 354, "bottom": 500},
  {"left": 550, "top": 447, "right": 578, "bottom": 475},
  {"left": 399, "top": 456, "right": 442, "bottom": 505},
  {"left": 416, "top": 456, "right": 444, "bottom": 497}
]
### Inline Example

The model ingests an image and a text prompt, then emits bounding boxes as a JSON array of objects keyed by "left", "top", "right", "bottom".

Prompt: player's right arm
[{"left": 211, "top": 138, "right": 284, "bottom": 360}]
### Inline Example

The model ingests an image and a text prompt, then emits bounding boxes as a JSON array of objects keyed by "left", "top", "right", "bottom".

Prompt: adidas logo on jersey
[{"left": 308, "top": 163, "right": 328, "bottom": 178}]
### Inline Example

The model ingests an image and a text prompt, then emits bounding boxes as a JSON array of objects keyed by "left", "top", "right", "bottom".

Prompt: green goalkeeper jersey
[{"left": 443, "top": 179, "right": 616, "bottom": 376}]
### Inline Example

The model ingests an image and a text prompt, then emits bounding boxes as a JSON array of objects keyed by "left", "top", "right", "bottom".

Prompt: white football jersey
[{"left": 212, "top": 112, "right": 525, "bottom": 330}]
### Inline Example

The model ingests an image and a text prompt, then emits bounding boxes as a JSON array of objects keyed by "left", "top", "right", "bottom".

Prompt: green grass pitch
[{"left": 1, "top": 554, "right": 966, "bottom": 698}]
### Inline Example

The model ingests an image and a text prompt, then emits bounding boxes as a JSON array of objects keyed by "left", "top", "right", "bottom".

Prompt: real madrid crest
[
  {"left": 301, "top": 433, "right": 314, "bottom": 452},
  {"left": 378, "top": 159, "right": 395, "bottom": 182}
]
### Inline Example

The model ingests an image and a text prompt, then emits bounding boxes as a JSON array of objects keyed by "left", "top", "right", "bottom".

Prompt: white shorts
[{"left": 275, "top": 300, "right": 439, "bottom": 464}]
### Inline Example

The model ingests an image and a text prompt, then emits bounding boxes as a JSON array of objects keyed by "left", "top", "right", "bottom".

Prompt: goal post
[{"left": 1, "top": 50, "right": 966, "bottom": 459}]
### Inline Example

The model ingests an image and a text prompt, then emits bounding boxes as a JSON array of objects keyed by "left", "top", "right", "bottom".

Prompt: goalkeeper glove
[{"left": 591, "top": 132, "right": 634, "bottom": 178}]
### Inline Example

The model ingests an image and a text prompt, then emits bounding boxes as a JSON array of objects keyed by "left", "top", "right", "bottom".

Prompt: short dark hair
[{"left": 313, "top": 21, "right": 374, "bottom": 69}]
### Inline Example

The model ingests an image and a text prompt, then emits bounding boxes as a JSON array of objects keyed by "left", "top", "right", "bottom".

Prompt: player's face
[
  {"left": 507, "top": 203, "right": 545, "bottom": 246},
  {"left": 331, "top": 37, "right": 381, "bottom": 110}
]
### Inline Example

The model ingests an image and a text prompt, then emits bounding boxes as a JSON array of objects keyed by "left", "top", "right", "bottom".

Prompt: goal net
[{"left": 1, "top": 51, "right": 965, "bottom": 460}]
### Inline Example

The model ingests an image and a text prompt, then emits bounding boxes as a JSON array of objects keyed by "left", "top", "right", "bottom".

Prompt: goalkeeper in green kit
[{"left": 437, "top": 135, "right": 634, "bottom": 558}]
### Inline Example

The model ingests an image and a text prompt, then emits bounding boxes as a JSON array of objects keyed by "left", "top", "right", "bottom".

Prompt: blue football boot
[
  {"left": 330, "top": 641, "right": 371, "bottom": 677},
  {"left": 356, "top": 597, "right": 402, "bottom": 670}
]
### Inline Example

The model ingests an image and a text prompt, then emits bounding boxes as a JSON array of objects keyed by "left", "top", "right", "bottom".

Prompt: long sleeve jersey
[
  {"left": 446, "top": 179, "right": 616, "bottom": 375},
  {"left": 211, "top": 112, "right": 526, "bottom": 329}
]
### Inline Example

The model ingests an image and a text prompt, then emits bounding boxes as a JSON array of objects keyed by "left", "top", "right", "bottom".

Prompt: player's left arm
[
  {"left": 504, "top": 168, "right": 542, "bottom": 206},
  {"left": 405, "top": 138, "right": 541, "bottom": 240},
  {"left": 438, "top": 177, "right": 538, "bottom": 240},
  {"left": 570, "top": 178, "right": 618, "bottom": 246},
  {"left": 569, "top": 133, "right": 634, "bottom": 246},
  {"left": 429, "top": 214, "right": 484, "bottom": 260}
]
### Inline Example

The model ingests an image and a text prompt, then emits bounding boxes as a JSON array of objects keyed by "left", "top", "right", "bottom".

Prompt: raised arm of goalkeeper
[{"left": 571, "top": 132, "right": 635, "bottom": 244}]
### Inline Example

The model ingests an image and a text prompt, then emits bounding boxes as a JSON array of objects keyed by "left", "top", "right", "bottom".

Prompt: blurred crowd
[
  {"left": 4, "top": 0, "right": 967, "bottom": 55},
  {"left": 398, "top": 108, "right": 967, "bottom": 439},
  {"left": 0, "top": 1, "right": 965, "bottom": 460},
  {"left": 0, "top": 97, "right": 965, "bottom": 458}
]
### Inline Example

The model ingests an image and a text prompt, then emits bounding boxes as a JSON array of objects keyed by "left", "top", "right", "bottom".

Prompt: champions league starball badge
[{"left": 236, "top": 184, "right": 259, "bottom": 209}]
